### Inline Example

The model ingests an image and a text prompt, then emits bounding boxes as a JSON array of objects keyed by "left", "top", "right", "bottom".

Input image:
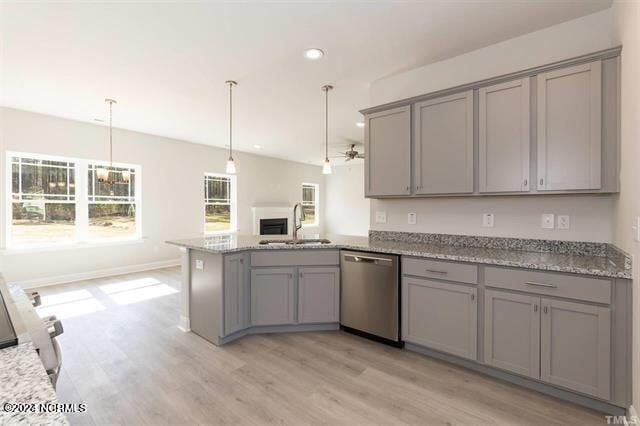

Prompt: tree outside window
[
  {"left": 205, "top": 174, "right": 236, "bottom": 233},
  {"left": 301, "top": 183, "right": 318, "bottom": 226}
]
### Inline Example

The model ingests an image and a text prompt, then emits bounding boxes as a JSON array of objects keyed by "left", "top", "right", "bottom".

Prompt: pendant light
[
  {"left": 321, "top": 85, "right": 333, "bottom": 175},
  {"left": 97, "top": 98, "right": 121, "bottom": 184},
  {"left": 225, "top": 80, "right": 237, "bottom": 174}
]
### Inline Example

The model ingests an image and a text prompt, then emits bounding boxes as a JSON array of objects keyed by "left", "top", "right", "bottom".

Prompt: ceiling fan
[{"left": 331, "top": 142, "right": 365, "bottom": 162}]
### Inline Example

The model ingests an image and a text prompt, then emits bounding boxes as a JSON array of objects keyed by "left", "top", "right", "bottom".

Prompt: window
[
  {"left": 204, "top": 173, "right": 236, "bottom": 233},
  {"left": 301, "top": 183, "right": 318, "bottom": 227},
  {"left": 8, "top": 152, "right": 141, "bottom": 248}
]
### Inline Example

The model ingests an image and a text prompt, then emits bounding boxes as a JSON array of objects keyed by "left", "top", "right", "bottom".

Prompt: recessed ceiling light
[
  {"left": 253, "top": 144, "right": 262, "bottom": 149},
  {"left": 356, "top": 122, "right": 365, "bottom": 128},
  {"left": 304, "top": 48, "right": 324, "bottom": 60}
]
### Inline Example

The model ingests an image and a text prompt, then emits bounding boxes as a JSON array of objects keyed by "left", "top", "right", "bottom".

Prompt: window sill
[{"left": 2, "top": 237, "right": 147, "bottom": 255}]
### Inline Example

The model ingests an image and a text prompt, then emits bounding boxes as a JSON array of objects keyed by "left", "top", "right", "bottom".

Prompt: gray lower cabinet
[
  {"left": 364, "top": 106, "right": 411, "bottom": 197},
  {"left": 298, "top": 267, "right": 340, "bottom": 324},
  {"left": 540, "top": 298, "right": 611, "bottom": 400},
  {"left": 402, "top": 278, "right": 477, "bottom": 360},
  {"left": 484, "top": 290, "right": 540, "bottom": 379},
  {"left": 223, "top": 253, "right": 249, "bottom": 336},
  {"left": 414, "top": 90, "right": 474, "bottom": 195},
  {"left": 251, "top": 268, "right": 295, "bottom": 326}
]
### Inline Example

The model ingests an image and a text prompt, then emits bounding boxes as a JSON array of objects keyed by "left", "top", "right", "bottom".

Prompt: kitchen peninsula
[{"left": 167, "top": 230, "right": 632, "bottom": 415}]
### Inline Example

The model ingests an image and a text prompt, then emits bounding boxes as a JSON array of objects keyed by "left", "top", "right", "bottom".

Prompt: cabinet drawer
[
  {"left": 251, "top": 250, "right": 339, "bottom": 267},
  {"left": 484, "top": 267, "right": 611, "bottom": 304},
  {"left": 402, "top": 257, "right": 477, "bottom": 284}
]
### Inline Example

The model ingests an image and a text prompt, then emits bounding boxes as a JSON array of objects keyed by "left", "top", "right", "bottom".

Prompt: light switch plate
[
  {"left": 408, "top": 212, "right": 417, "bottom": 225},
  {"left": 195, "top": 259, "right": 204, "bottom": 270},
  {"left": 541, "top": 213, "right": 555, "bottom": 229},
  {"left": 557, "top": 215, "right": 570, "bottom": 229},
  {"left": 375, "top": 211, "right": 387, "bottom": 224},
  {"left": 482, "top": 213, "right": 494, "bottom": 228}
]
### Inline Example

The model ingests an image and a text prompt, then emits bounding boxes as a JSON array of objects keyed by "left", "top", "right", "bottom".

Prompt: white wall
[
  {"left": 324, "top": 163, "right": 369, "bottom": 236},
  {"left": 370, "top": 8, "right": 615, "bottom": 106},
  {"left": 0, "top": 108, "right": 323, "bottom": 284},
  {"left": 363, "top": 8, "right": 617, "bottom": 243},
  {"left": 611, "top": 0, "right": 640, "bottom": 413}
]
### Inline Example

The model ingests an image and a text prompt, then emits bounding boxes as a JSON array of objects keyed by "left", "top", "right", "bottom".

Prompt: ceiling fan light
[
  {"left": 96, "top": 167, "right": 110, "bottom": 183},
  {"left": 322, "top": 159, "right": 332, "bottom": 175},
  {"left": 226, "top": 157, "right": 237, "bottom": 174}
]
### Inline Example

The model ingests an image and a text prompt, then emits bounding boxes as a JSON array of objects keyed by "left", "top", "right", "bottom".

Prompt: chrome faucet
[{"left": 293, "top": 202, "right": 306, "bottom": 241}]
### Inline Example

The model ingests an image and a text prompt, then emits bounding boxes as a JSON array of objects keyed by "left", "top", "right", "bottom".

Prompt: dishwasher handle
[{"left": 343, "top": 254, "right": 393, "bottom": 266}]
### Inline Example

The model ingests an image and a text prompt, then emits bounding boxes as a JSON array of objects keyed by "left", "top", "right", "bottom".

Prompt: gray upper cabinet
[
  {"left": 364, "top": 106, "right": 411, "bottom": 197},
  {"left": 537, "top": 60, "right": 602, "bottom": 191},
  {"left": 403, "top": 277, "right": 477, "bottom": 360},
  {"left": 484, "top": 290, "right": 540, "bottom": 379},
  {"left": 298, "top": 267, "right": 340, "bottom": 324},
  {"left": 251, "top": 268, "right": 295, "bottom": 326},
  {"left": 223, "top": 253, "right": 249, "bottom": 336},
  {"left": 479, "top": 78, "right": 530, "bottom": 193},
  {"left": 414, "top": 91, "right": 474, "bottom": 194},
  {"left": 540, "top": 298, "right": 611, "bottom": 399}
]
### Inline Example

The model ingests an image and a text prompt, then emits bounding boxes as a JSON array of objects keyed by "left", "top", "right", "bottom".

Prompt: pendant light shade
[
  {"left": 225, "top": 80, "right": 238, "bottom": 174},
  {"left": 98, "top": 98, "right": 117, "bottom": 184},
  {"left": 321, "top": 85, "right": 333, "bottom": 175}
]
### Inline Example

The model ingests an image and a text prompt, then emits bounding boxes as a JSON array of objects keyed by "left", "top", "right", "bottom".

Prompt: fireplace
[{"left": 260, "top": 218, "right": 288, "bottom": 235}]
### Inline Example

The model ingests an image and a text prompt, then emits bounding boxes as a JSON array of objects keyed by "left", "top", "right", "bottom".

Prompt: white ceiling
[{"left": 1, "top": 1, "right": 611, "bottom": 165}]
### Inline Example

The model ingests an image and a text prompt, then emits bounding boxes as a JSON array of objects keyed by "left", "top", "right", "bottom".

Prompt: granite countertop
[
  {"left": 0, "top": 343, "right": 68, "bottom": 425},
  {"left": 166, "top": 232, "right": 632, "bottom": 279}
]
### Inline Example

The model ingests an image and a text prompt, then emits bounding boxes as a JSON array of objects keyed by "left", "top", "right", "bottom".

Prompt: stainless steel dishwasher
[{"left": 340, "top": 250, "right": 401, "bottom": 346}]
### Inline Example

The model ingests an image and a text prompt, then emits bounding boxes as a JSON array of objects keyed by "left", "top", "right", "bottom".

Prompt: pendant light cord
[
  {"left": 109, "top": 100, "right": 113, "bottom": 168},
  {"left": 228, "top": 81, "right": 233, "bottom": 160},
  {"left": 325, "top": 88, "right": 328, "bottom": 161}
]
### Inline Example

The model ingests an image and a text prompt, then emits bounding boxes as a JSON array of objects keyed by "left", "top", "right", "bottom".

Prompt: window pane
[
  {"left": 205, "top": 204, "right": 231, "bottom": 232},
  {"left": 302, "top": 185, "right": 315, "bottom": 203},
  {"left": 12, "top": 163, "right": 19, "bottom": 194},
  {"left": 18, "top": 163, "right": 75, "bottom": 199},
  {"left": 205, "top": 177, "right": 230, "bottom": 203},
  {"left": 302, "top": 206, "right": 315, "bottom": 225},
  {"left": 11, "top": 202, "right": 76, "bottom": 245},
  {"left": 88, "top": 203, "right": 136, "bottom": 239},
  {"left": 88, "top": 166, "right": 134, "bottom": 200}
]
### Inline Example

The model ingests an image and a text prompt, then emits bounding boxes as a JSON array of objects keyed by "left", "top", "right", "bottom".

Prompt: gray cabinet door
[
  {"left": 364, "top": 106, "right": 411, "bottom": 197},
  {"left": 223, "top": 253, "right": 248, "bottom": 336},
  {"left": 402, "top": 278, "right": 477, "bottom": 360},
  {"left": 251, "top": 268, "right": 295, "bottom": 326},
  {"left": 298, "top": 267, "right": 340, "bottom": 324},
  {"left": 414, "top": 90, "right": 473, "bottom": 194},
  {"left": 479, "top": 78, "right": 530, "bottom": 193},
  {"left": 540, "top": 298, "right": 611, "bottom": 399},
  {"left": 484, "top": 290, "right": 540, "bottom": 379},
  {"left": 537, "top": 60, "right": 602, "bottom": 191}
]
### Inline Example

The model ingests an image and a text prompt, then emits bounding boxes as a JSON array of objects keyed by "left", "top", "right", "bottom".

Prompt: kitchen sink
[{"left": 259, "top": 239, "right": 332, "bottom": 245}]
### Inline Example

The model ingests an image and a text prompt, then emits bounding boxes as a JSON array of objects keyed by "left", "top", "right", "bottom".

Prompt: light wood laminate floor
[{"left": 33, "top": 267, "right": 607, "bottom": 425}]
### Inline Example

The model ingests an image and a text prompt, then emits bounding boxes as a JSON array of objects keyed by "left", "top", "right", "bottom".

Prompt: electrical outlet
[
  {"left": 541, "top": 213, "right": 555, "bottom": 229},
  {"left": 375, "top": 211, "right": 387, "bottom": 224},
  {"left": 408, "top": 212, "right": 417, "bottom": 225},
  {"left": 557, "top": 215, "right": 570, "bottom": 230},
  {"left": 634, "top": 217, "right": 640, "bottom": 243},
  {"left": 195, "top": 259, "right": 204, "bottom": 270},
  {"left": 482, "top": 213, "right": 494, "bottom": 228}
]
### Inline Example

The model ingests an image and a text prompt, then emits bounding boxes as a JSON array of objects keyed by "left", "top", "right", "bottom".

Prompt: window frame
[
  {"left": 204, "top": 172, "right": 237, "bottom": 235},
  {"left": 6, "top": 151, "right": 142, "bottom": 249},
  {"left": 301, "top": 182, "right": 319, "bottom": 228}
]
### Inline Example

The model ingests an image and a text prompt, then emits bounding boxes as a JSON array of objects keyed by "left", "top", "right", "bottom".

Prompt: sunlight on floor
[
  {"left": 37, "top": 289, "right": 105, "bottom": 319},
  {"left": 99, "top": 277, "right": 178, "bottom": 305}
]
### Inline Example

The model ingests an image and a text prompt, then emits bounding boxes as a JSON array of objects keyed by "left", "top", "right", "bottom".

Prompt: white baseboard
[
  {"left": 178, "top": 315, "right": 191, "bottom": 332},
  {"left": 17, "top": 258, "right": 181, "bottom": 289}
]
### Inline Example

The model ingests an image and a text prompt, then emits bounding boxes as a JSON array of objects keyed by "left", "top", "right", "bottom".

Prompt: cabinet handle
[
  {"left": 406, "top": 186, "right": 410, "bottom": 191},
  {"left": 471, "top": 293, "right": 475, "bottom": 301},
  {"left": 525, "top": 281, "right": 557, "bottom": 288},
  {"left": 239, "top": 259, "right": 244, "bottom": 264},
  {"left": 539, "top": 178, "right": 544, "bottom": 186},
  {"left": 534, "top": 304, "right": 538, "bottom": 312},
  {"left": 425, "top": 269, "right": 448, "bottom": 275},
  {"left": 289, "top": 273, "right": 293, "bottom": 279},
  {"left": 543, "top": 306, "right": 548, "bottom": 314},
  {"left": 299, "top": 273, "right": 303, "bottom": 278},
  {"left": 523, "top": 179, "right": 528, "bottom": 187}
]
